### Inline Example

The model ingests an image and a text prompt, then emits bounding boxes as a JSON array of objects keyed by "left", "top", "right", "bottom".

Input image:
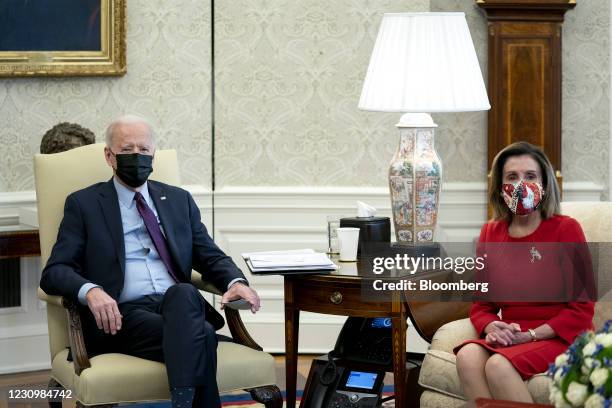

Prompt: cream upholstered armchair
[
  {"left": 418, "top": 202, "right": 612, "bottom": 407},
  {"left": 35, "top": 144, "right": 281, "bottom": 408}
]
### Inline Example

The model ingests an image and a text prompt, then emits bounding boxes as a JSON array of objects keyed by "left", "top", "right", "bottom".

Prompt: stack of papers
[{"left": 242, "top": 249, "right": 337, "bottom": 274}]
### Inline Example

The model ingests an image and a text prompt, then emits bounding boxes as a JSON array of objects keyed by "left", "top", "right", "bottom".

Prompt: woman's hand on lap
[{"left": 484, "top": 321, "right": 521, "bottom": 347}]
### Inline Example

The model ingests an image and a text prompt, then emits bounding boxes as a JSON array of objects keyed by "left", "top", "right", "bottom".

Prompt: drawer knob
[{"left": 330, "top": 291, "right": 343, "bottom": 305}]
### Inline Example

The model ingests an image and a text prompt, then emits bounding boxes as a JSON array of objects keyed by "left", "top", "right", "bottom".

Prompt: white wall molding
[
  {"left": 562, "top": 182, "right": 606, "bottom": 201},
  {"left": 0, "top": 257, "right": 46, "bottom": 374},
  {"left": 214, "top": 182, "right": 604, "bottom": 207},
  {"left": 0, "top": 323, "right": 48, "bottom": 340},
  {"left": 0, "top": 190, "right": 37, "bottom": 226},
  {"left": 0, "top": 181, "right": 603, "bottom": 221},
  {"left": 0, "top": 331, "right": 52, "bottom": 374},
  {"left": 0, "top": 190, "right": 37, "bottom": 208},
  {"left": 0, "top": 185, "right": 213, "bottom": 228},
  {"left": 0, "top": 361, "right": 51, "bottom": 375}
]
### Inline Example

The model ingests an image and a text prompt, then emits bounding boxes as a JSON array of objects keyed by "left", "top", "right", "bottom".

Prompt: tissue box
[{"left": 339, "top": 216, "right": 390, "bottom": 255}]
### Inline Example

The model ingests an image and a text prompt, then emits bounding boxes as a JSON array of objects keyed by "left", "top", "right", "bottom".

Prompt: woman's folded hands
[{"left": 484, "top": 321, "right": 531, "bottom": 347}]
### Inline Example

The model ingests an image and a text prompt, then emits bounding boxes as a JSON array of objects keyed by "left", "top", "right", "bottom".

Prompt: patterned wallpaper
[
  {"left": 214, "top": 0, "right": 609, "bottom": 189},
  {"left": 0, "top": 0, "right": 212, "bottom": 191},
  {"left": 0, "top": 1, "right": 608, "bottom": 193},
  {"left": 430, "top": 0, "right": 489, "bottom": 183},
  {"left": 430, "top": 0, "right": 610, "bottom": 190},
  {"left": 214, "top": 0, "right": 429, "bottom": 187},
  {"left": 562, "top": 0, "right": 610, "bottom": 187}
]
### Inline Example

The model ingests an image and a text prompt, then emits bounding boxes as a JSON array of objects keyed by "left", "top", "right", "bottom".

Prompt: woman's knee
[
  {"left": 456, "top": 344, "right": 488, "bottom": 371},
  {"left": 484, "top": 354, "right": 513, "bottom": 383}
]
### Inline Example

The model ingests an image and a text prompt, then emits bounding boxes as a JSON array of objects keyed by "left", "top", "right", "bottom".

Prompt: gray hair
[{"left": 105, "top": 115, "right": 155, "bottom": 147}]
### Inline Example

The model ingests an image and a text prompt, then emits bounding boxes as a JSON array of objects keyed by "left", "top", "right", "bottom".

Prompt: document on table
[{"left": 242, "top": 249, "right": 337, "bottom": 273}]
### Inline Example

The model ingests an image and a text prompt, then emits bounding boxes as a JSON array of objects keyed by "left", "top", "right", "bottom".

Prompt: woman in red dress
[{"left": 454, "top": 142, "right": 595, "bottom": 403}]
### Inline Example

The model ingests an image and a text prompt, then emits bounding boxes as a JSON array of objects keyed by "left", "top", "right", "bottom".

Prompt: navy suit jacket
[{"left": 40, "top": 179, "right": 246, "bottom": 330}]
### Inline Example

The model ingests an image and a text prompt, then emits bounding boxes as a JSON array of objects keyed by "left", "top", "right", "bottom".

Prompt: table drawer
[{"left": 290, "top": 279, "right": 391, "bottom": 315}]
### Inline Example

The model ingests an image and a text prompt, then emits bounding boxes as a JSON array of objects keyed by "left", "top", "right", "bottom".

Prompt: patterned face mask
[{"left": 501, "top": 180, "right": 544, "bottom": 216}]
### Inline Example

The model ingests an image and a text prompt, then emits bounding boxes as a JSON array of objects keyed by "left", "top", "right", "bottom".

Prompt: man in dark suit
[{"left": 40, "top": 115, "right": 260, "bottom": 408}]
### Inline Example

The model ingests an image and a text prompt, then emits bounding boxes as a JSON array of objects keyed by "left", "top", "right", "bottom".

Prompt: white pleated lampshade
[{"left": 359, "top": 12, "right": 490, "bottom": 113}]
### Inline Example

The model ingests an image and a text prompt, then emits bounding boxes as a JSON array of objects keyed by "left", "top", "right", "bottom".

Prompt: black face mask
[{"left": 113, "top": 153, "right": 153, "bottom": 188}]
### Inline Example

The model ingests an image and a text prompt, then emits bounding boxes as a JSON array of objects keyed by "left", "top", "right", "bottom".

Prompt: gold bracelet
[{"left": 528, "top": 328, "right": 537, "bottom": 342}]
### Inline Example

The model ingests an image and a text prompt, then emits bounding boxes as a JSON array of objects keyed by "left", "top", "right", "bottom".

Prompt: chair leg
[
  {"left": 248, "top": 385, "right": 283, "bottom": 408},
  {"left": 48, "top": 379, "right": 63, "bottom": 408}
]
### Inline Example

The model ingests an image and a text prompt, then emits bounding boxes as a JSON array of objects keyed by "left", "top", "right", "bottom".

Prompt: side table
[
  {"left": 0, "top": 225, "right": 40, "bottom": 259},
  {"left": 283, "top": 272, "right": 410, "bottom": 408}
]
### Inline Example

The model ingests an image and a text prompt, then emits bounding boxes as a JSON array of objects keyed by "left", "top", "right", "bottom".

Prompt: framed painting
[{"left": 0, "top": 0, "right": 126, "bottom": 77}]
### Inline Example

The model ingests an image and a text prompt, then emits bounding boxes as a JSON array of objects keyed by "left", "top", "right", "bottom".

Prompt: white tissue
[{"left": 357, "top": 201, "right": 377, "bottom": 218}]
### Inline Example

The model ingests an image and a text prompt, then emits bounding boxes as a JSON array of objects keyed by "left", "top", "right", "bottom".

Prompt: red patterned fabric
[
  {"left": 454, "top": 215, "right": 595, "bottom": 380},
  {"left": 501, "top": 180, "right": 544, "bottom": 216}
]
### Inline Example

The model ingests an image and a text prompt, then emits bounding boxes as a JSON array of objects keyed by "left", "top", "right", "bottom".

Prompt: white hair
[{"left": 105, "top": 114, "right": 155, "bottom": 147}]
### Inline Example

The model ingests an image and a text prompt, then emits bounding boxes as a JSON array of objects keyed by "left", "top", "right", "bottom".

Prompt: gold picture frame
[{"left": 0, "top": 0, "right": 126, "bottom": 77}]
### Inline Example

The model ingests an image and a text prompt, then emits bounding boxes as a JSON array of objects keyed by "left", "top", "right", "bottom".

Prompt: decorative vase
[{"left": 388, "top": 113, "right": 442, "bottom": 243}]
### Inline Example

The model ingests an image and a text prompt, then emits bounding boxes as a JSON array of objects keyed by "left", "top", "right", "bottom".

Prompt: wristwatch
[{"left": 528, "top": 328, "right": 538, "bottom": 342}]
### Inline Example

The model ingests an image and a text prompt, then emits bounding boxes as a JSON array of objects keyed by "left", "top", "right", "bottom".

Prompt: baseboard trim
[
  {"left": 0, "top": 324, "right": 48, "bottom": 340},
  {"left": 0, "top": 361, "right": 51, "bottom": 375}
]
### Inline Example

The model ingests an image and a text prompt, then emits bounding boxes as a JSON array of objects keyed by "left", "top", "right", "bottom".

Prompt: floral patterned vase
[{"left": 388, "top": 123, "right": 442, "bottom": 243}]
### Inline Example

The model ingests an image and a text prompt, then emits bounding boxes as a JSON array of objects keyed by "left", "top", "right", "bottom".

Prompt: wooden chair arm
[
  {"left": 37, "top": 288, "right": 91, "bottom": 375},
  {"left": 403, "top": 268, "right": 471, "bottom": 342},
  {"left": 190, "top": 273, "right": 263, "bottom": 351},
  {"left": 224, "top": 308, "right": 263, "bottom": 351},
  {"left": 62, "top": 297, "right": 92, "bottom": 375}
]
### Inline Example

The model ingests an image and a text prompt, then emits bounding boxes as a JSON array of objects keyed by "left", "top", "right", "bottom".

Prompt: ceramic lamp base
[{"left": 389, "top": 113, "right": 442, "bottom": 243}]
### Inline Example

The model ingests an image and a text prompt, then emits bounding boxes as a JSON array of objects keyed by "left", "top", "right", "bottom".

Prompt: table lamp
[{"left": 359, "top": 12, "right": 490, "bottom": 243}]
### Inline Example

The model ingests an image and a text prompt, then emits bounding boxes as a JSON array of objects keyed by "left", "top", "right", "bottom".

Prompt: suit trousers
[{"left": 81, "top": 283, "right": 220, "bottom": 408}]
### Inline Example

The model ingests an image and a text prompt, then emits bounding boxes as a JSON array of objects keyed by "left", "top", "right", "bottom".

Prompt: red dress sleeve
[
  {"left": 546, "top": 217, "right": 595, "bottom": 344},
  {"left": 469, "top": 222, "right": 500, "bottom": 337},
  {"left": 470, "top": 301, "right": 500, "bottom": 337}
]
